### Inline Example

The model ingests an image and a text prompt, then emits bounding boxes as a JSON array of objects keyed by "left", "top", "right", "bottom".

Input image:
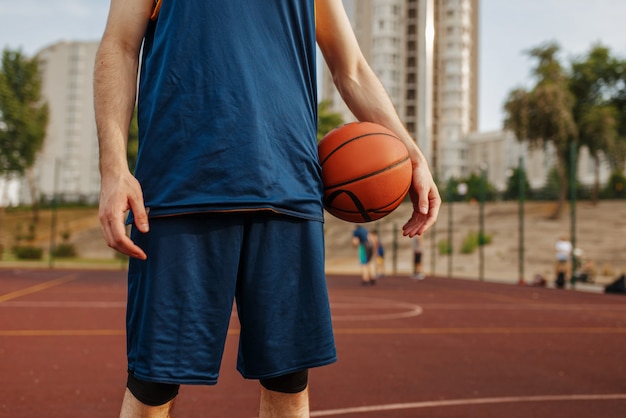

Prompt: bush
[
  {"left": 13, "top": 246, "right": 44, "bottom": 260},
  {"left": 478, "top": 231, "right": 492, "bottom": 246},
  {"left": 438, "top": 239, "right": 452, "bottom": 255},
  {"left": 602, "top": 172, "right": 626, "bottom": 199},
  {"left": 460, "top": 231, "right": 493, "bottom": 254},
  {"left": 461, "top": 232, "right": 478, "bottom": 254},
  {"left": 51, "top": 243, "right": 77, "bottom": 258}
]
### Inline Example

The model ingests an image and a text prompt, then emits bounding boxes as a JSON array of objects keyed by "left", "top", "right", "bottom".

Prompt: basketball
[{"left": 318, "top": 121, "right": 412, "bottom": 223}]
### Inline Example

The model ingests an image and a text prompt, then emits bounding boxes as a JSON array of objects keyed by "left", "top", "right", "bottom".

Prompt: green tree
[
  {"left": 0, "top": 49, "right": 48, "bottom": 216},
  {"left": 578, "top": 105, "right": 617, "bottom": 201},
  {"left": 462, "top": 172, "right": 497, "bottom": 201},
  {"left": 569, "top": 45, "right": 622, "bottom": 203},
  {"left": 504, "top": 43, "right": 577, "bottom": 219},
  {"left": 602, "top": 171, "right": 626, "bottom": 199},
  {"left": 443, "top": 175, "right": 496, "bottom": 202},
  {"left": 607, "top": 54, "right": 626, "bottom": 174},
  {"left": 503, "top": 166, "right": 531, "bottom": 201},
  {"left": 317, "top": 99, "right": 344, "bottom": 141}
]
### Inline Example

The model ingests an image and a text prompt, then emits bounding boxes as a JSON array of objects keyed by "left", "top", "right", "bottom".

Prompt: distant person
[
  {"left": 369, "top": 230, "right": 385, "bottom": 278},
  {"left": 605, "top": 273, "right": 626, "bottom": 294},
  {"left": 353, "top": 225, "right": 374, "bottom": 285},
  {"left": 530, "top": 274, "right": 547, "bottom": 287},
  {"left": 555, "top": 236, "right": 572, "bottom": 288},
  {"left": 412, "top": 235, "right": 424, "bottom": 279}
]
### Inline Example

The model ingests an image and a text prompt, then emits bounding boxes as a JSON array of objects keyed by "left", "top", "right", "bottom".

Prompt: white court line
[
  {"left": 418, "top": 303, "right": 626, "bottom": 311},
  {"left": 0, "top": 274, "right": 79, "bottom": 302},
  {"left": 330, "top": 296, "right": 423, "bottom": 321},
  {"left": 309, "top": 393, "right": 626, "bottom": 416}
]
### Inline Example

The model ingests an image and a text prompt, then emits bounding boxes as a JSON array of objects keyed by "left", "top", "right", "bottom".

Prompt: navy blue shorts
[{"left": 126, "top": 212, "right": 336, "bottom": 385}]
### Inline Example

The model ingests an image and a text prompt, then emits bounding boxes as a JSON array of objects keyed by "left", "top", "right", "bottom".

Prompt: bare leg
[
  {"left": 119, "top": 388, "right": 174, "bottom": 418},
  {"left": 259, "top": 386, "right": 309, "bottom": 418},
  {"left": 360, "top": 264, "right": 371, "bottom": 283}
]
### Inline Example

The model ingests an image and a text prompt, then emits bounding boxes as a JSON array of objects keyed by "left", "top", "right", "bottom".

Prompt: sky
[{"left": 0, "top": 0, "right": 625, "bottom": 132}]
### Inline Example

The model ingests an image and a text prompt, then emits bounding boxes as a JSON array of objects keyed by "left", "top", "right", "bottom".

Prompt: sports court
[{"left": 1, "top": 268, "right": 625, "bottom": 417}]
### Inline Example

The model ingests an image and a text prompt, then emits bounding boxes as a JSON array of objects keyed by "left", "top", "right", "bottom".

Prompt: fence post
[
  {"left": 570, "top": 142, "right": 578, "bottom": 288},
  {"left": 518, "top": 156, "right": 526, "bottom": 285},
  {"left": 479, "top": 165, "right": 486, "bottom": 281},
  {"left": 392, "top": 223, "right": 398, "bottom": 275}
]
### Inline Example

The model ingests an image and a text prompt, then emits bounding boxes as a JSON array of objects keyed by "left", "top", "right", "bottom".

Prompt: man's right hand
[{"left": 98, "top": 171, "right": 149, "bottom": 260}]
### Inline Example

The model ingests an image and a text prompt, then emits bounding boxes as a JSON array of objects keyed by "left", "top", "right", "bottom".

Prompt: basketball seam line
[
  {"left": 323, "top": 156, "right": 410, "bottom": 190},
  {"left": 319, "top": 132, "right": 400, "bottom": 166},
  {"left": 325, "top": 183, "right": 409, "bottom": 214},
  {"left": 324, "top": 189, "right": 372, "bottom": 222}
]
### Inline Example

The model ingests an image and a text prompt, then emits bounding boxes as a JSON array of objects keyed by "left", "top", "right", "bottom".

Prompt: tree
[
  {"left": 607, "top": 54, "right": 626, "bottom": 174},
  {"left": 577, "top": 104, "right": 617, "bottom": 202},
  {"left": 602, "top": 171, "right": 626, "bottom": 199},
  {"left": 0, "top": 49, "right": 48, "bottom": 213},
  {"left": 504, "top": 43, "right": 577, "bottom": 219},
  {"left": 443, "top": 175, "right": 496, "bottom": 202},
  {"left": 503, "top": 166, "right": 531, "bottom": 201},
  {"left": 460, "top": 172, "right": 497, "bottom": 202},
  {"left": 569, "top": 45, "right": 622, "bottom": 203},
  {"left": 317, "top": 99, "right": 344, "bottom": 141}
]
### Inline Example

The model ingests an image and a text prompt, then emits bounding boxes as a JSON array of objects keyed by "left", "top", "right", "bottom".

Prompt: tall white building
[
  {"left": 19, "top": 41, "right": 100, "bottom": 204},
  {"left": 321, "top": 0, "right": 479, "bottom": 181},
  {"left": 434, "top": 0, "right": 479, "bottom": 179}
]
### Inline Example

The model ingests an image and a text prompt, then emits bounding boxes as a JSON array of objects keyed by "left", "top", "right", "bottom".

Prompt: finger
[
  {"left": 100, "top": 207, "right": 147, "bottom": 260},
  {"left": 420, "top": 194, "right": 441, "bottom": 233},
  {"left": 401, "top": 212, "right": 424, "bottom": 237},
  {"left": 128, "top": 188, "right": 150, "bottom": 233},
  {"left": 118, "top": 238, "right": 148, "bottom": 260},
  {"left": 403, "top": 201, "right": 439, "bottom": 237},
  {"left": 107, "top": 217, "right": 148, "bottom": 260},
  {"left": 132, "top": 210, "right": 149, "bottom": 233},
  {"left": 416, "top": 183, "right": 431, "bottom": 215}
]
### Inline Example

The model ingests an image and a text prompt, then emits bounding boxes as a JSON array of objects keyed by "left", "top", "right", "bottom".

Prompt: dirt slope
[{"left": 323, "top": 200, "right": 626, "bottom": 284}]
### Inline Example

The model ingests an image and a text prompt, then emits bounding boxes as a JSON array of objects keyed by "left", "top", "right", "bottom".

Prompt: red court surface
[{"left": 1, "top": 268, "right": 625, "bottom": 417}]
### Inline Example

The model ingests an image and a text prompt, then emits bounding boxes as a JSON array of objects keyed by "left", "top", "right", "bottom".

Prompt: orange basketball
[{"left": 318, "top": 121, "right": 412, "bottom": 223}]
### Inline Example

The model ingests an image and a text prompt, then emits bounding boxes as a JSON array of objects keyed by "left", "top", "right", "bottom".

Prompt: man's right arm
[{"left": 94, "top": 0, "right": 154, "bottom": 259}]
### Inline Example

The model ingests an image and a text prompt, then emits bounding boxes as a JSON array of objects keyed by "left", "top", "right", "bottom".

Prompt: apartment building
[
  {"left": 19, "top": 41, "right": 100, "bottom": 204},
  {"left": 321, "top": 0, "right": 479, "bottom": 181}
]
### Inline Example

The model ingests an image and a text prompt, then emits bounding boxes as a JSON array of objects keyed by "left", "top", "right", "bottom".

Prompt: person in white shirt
[{"left": 555, "top": 236, "right": 572, "bottom": 288}]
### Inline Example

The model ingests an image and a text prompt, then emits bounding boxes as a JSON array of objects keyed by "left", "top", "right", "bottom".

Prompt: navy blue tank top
[{"left": 135, "top": 0, "right": 322, "bottom": 221}]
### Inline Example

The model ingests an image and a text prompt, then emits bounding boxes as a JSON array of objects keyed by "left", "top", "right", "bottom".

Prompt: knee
[
  {"left": 126, "top": 371, "right": 180, "bottom": 406},
  {"left": 260, "top": 369, "right": 308, "bottom": 394}
]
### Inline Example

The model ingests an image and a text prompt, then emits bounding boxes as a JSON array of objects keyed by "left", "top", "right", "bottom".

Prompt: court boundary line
[
  {"left": 417, "top": 303, "right": 626, "bottom": 311},
  {"left": 334, "top": 327, "right": 626, "bottom": 335},
  {"left": 330, "top": 296, "right": 423, "bottom": 321},
  {"left": 0, "top": 274, "right": 79, "bottom": 303},
  {"left": 309, "top": 393, "right": 626, "bottom": 416}
]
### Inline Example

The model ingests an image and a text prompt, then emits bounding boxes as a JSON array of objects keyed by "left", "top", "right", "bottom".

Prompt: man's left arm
[{"left": 315, "top": 0, "right": 440, "bottom": 236}]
